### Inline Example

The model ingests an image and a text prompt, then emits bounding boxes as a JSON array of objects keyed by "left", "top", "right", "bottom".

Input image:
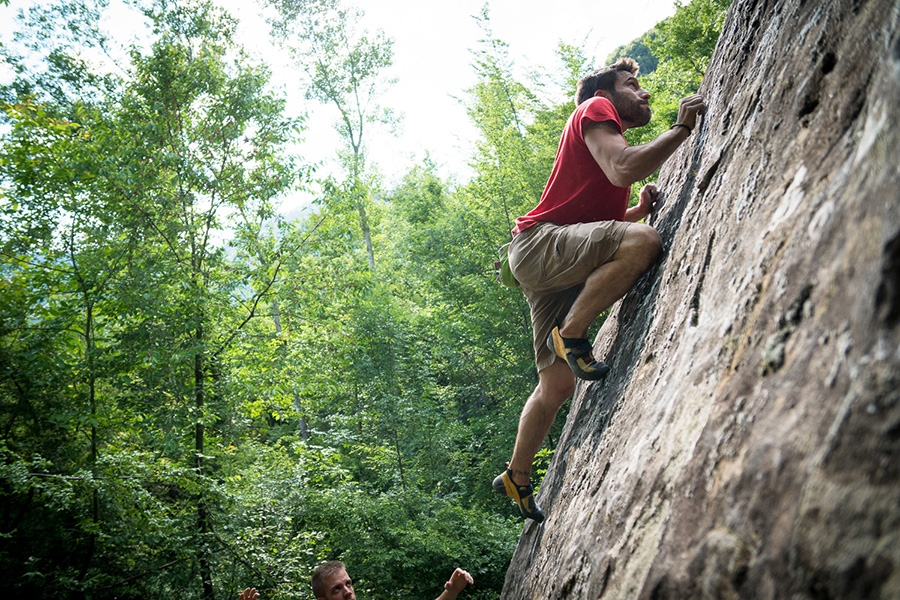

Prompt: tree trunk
[
  {"left": 194, "top": 324, "right": 215, "bottom": 600},
  {"left": 81, "top": 300, "right": 99, "bottom": 581},
  {"left": 359, "top": 201, "right": 376, "bottom": 270},
  {"left": 272, "top": 300, "right": 309, "bottom": 439}
]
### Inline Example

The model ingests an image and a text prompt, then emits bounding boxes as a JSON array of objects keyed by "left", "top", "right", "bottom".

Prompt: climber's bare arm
[{"left": 584, "top": 94, "right": 706, "bottom": 188}]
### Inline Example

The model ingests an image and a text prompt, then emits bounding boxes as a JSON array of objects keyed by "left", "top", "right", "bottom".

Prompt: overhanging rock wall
[{"left": 501, "top": 0, "right": 900, "bottom": 598}]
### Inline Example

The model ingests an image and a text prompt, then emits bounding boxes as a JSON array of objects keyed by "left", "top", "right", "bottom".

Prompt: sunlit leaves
[{"left": 1, "top": 0, "right": 302, "bottom": 596}]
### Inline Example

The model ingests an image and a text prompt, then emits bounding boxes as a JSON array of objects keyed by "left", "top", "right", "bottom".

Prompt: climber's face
[
  {"left": 318, "top": 568, "right": 356, "bottom": 600},
  {"left": 606, "top": 70, "right": 652, "bottom": 130}
]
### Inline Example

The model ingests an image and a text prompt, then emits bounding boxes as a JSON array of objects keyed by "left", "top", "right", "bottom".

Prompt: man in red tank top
[{"left": 494, "top": 58, "right": 706, "bottom": 522}]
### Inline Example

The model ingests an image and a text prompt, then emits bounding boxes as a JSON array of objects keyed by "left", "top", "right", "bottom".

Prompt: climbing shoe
[
  {"left": 492, "top": 468, "right": 545, "bottom": 523},
  {"left": 547, "top": 326, "right": 610, "bottom": 381}
]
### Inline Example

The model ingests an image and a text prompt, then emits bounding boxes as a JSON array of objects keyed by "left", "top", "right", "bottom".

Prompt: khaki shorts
[{"left": 508, "top": 221, "right": 630, "bottom": 372}]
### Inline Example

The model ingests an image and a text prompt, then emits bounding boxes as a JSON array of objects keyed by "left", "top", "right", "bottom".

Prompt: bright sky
[
  {"left": 367, "top": 0, "right": 677, "bottom": 180},
  {"left": 1, "top": 0, "right": 677, "bottom": 208},
  {"left": 220, "top": 0, "right": 678, "bottom": 195}
]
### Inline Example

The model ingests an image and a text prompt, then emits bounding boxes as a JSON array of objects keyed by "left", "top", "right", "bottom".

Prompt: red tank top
[{"left": 513, "top": 97, "right": 630, "bottom": 233}]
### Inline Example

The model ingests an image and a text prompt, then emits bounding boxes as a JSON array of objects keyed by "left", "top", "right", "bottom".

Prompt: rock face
[{"left": 501, "top": 0, "right": 900, "bottom": 598}]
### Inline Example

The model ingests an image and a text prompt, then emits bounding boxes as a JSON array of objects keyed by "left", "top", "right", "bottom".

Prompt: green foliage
[
  {"left": 651, "top": 0, "right": 732, "bottom": 75},
  {"left": 608, "top": 32, "right": 660, "bottom": 76},
  {"left": 638, "top": 0, "right": 730, "bottom": 129},
  {"left": 215, "top": 437, "right": 518, "bottom": 599},
  {"left": 1, "top": 0, "right": 302, "bottom": 596}
]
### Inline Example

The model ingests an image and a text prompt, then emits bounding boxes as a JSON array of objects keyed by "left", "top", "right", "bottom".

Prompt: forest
[{"left": 0, "top": 0, "right": 730, "bottom": 597}]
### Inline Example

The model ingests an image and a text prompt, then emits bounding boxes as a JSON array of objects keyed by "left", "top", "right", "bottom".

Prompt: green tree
[
  {"left": 268, "top": 0, "right": 395, "bottom": 270},
  {"left": 0, "top": 0, "right": 302, "bottom": 596},
  {"left": 608, "top": 32, "right": 660, "bottom": 76},
  {"left": 112, "top": 2, "right": 300, "bottom": 596},
  {"left": 1, "top": 2, "right": 155, "bottom": 591}
]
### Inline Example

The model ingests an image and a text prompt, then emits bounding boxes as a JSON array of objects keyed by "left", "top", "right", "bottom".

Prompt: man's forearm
[
  {"left": 585, "top": 122, "right": 691, "bottom": 188},
  {"left": 608, "top": 126, "right": 691, "bottom": 186},
  {"left": 624, "top": 204, "right": 649, "bottom": 222}
]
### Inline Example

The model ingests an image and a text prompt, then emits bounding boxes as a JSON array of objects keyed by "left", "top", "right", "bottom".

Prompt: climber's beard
[{"left": 610, "top": 92, "right": 652, "bottom": 129}]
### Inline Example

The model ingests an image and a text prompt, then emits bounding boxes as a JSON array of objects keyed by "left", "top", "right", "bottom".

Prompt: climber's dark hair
[{"left": 575, "top": 57, "right": 641, "bottom": 106}]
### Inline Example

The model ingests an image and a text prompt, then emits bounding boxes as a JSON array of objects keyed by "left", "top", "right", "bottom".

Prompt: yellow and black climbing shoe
[
  {"left": 492, "top": 468, "right": 545, "bottom": 523},
  {"left": 547, "top": 326, "right": 610, "bottom": 381}
]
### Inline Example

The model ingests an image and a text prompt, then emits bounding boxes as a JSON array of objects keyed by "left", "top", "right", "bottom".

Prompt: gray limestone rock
[{"left": 500, "top": 0, "right": 900, "bottom": 598}]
